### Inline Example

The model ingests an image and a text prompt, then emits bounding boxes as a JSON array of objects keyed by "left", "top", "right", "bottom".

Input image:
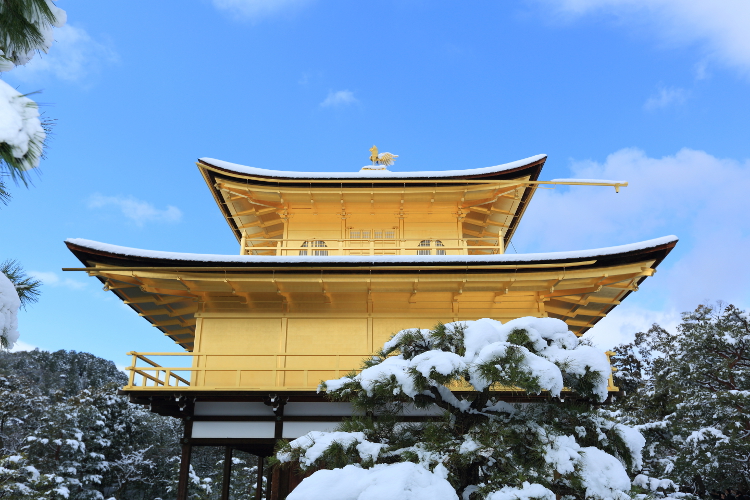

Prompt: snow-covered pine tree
[
  {"left": 0, "top": 0, "right": 65, "bottom": 196},
  {"left": 275, "top": 317, "right": 645, "bottom": 500},
  {"left": 611, "top": 304, "right": 750, "bottom": 493},
  {"left": 0, "top": 349, "right": 185, "bottom": 499}
]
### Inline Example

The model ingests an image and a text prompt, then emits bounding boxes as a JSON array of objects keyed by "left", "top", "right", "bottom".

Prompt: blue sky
[{"left": 1, "top": 0, "right": 749, "bottom": 365}]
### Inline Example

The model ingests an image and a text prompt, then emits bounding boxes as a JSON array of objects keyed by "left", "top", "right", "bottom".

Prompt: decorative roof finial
[{"left": 369, "top": 145, "right": 398, "bottom": 167}]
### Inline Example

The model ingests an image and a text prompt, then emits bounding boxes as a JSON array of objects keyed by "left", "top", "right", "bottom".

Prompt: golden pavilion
[{"left": 64, "top": 150, "right": 676, "bottom": 499}]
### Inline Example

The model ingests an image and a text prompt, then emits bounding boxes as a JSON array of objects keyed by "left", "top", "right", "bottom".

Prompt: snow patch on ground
[
  {"left": 486, "top": 482, "right": 556, "bottom": 500},
  {"left": 286, "top": 463, "right": 458, "bottom": 500}
]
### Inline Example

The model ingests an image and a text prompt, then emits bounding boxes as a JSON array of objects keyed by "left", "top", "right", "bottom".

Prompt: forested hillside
[{"left": 0, "top": 349, "right": 263, "bottom": 500}]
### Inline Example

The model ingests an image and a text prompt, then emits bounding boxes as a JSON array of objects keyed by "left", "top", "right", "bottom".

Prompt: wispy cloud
[
  {"left": 11, "top": 25, "right": 118, "bottom": 84},
  {"left": 320, "top": 90, "right": 358, "bottom": 108},
  {"left": 643, "top": 86, "right": 689, "bottom": 110},
  {"left": 539, "top": 0, "right": 750, "bottom": 78},
  {"left": 10, "top": 339, "right": 37, "bottom": 352},
  {"left": 513, "top": 147, "right": 750, "bottom": 347},
  {"left": 88, "top": 194, "right": 182, "bottom": 226},
  {"left": 28, "top": 271, "right": 86, "bottom": 290},
  {"left": 212, "top": 0, "right": 313, "bottom": 22}
]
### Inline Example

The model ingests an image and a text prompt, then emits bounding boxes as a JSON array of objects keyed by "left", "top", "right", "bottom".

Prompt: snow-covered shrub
[{"left": 277, "top": 317, "right": 645, "bottom": 499}]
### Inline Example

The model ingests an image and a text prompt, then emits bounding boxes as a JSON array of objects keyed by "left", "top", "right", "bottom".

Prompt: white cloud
[
  {"left": 581, "top": 305, "right": 682, "bottom": 350},
  {"left": 28, "top": 271, "right": 86, "bottom": 290},
  {"left": 540, "top": 0, "right": 750, "bottom": 78},
  {"left": 320, "top": 90, "right": 358, "bottom": 108},
  {"left": 513, "top": 147, "right": 750, "bottom": 346},
  {"left": 88, "top": 194, "right": 182, "bottom": 226},
  {"left": 643, "top": 86, "right": 688, "bottom": 110},
  {"left": 212, "top": 0, "right": 313, "bottom": 21},
  {"left": 10, "top": 339, "right": 37, "bottom": 352},
  {"left": 11, "top": 25, "right": 118, "bottom": 83}
]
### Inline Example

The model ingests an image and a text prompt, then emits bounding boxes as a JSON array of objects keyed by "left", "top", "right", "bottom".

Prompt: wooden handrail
[{"left": 123, "top": 351, "right": 619, "bottom": 393}]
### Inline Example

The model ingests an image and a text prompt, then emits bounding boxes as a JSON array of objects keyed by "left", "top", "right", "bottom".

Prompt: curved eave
[
  {"left": 197, "top": 155, "right": 547, "bottom": 182},
  {"left": 65, "top": 236, "right": 676, "bottom": 347},
  {"left": 197, "top": 155, "right": 546, "bottom": 244},
  {"left": 65, "top": 236, "right": 676, "bottom": 272}
]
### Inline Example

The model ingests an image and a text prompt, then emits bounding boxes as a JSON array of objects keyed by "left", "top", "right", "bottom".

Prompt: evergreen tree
[
  {"left": 0, "top": 349, "right": 184, "bottom": 499},
  {"left": 276, "top": 318, "right": 645, "bottom": 500},
  {"left": 0, "top": 0, "right": 65, "bottom": 197},
  {"left": 612, "top": 304, "right": 750, "bottom": 493}
]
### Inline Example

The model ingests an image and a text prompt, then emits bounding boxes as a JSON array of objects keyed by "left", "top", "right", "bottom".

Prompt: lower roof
[
  {"left": 64, "top": 236, "right": 677, "bottom": 349},
  {"left": 65, "top": 236, "right": 677, "bottom": 270}
]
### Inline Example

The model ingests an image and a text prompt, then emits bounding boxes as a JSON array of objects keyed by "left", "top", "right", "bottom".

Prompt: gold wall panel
[
  {"left": 286, "top": 318, "right": 368, "bottom": 356},
  {"left": 199, "top": 318, "right": 282, "bottom": 353}
]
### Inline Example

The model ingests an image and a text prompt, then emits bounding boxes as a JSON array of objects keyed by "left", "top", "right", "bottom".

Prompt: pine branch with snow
[
  {"left": 1, "top": 259, "right": 41, "bottom": 309},
  {"left": 276, "top": 318, "right": 646, "bottom": 500},
  {"left": 0, "top": 0, "right": 65, "bottom": 193}
]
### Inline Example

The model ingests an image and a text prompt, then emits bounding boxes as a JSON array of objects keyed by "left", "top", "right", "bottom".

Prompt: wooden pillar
[
  {"left": 255, "top": 456, "right": 265, "bottom": 500},
  {"left": 270, "top": 464, "right": 290, "bottom": 500},
  {"left": 176, "top": 419, "right": 193, "bottom": 500},
  {"left": 265, "top": 457, "right": 273, "bottom": 500},
  {"left": 220, "top": 446, "right": 233, "bottom": 500}
]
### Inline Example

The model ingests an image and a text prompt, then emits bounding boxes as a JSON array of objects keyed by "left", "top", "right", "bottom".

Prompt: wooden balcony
[
  {"left": 240, "top": 238, "right": 504, "bottom": 256},
  {"left": 123, "top": 351, "right": 618, "bottom": 393}
]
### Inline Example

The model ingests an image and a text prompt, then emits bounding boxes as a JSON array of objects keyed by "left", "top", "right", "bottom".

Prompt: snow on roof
[
  {"left": 199, "top": 154, "right": 547, "bottom": 180},
  {"left": 65, "top": 235, "right": 678, "bottom": 266}
]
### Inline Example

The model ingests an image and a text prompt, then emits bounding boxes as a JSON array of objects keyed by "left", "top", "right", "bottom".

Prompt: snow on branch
[{"left": 278, "top": 318, "right": 645, "bottom": 500}]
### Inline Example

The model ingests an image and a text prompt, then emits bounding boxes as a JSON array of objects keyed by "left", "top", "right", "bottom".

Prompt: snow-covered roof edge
[
  {"left": 198, "top": 154, "right": 547, "bottom": 180},
  {"left": 65, "top": 235, "right": 678, "bottom": 266}
]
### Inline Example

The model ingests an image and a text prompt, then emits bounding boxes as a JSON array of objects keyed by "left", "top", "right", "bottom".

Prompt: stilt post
[
  {"left": 176, "top": 418, "right": 193, "bottom": 500},
  {"left": 220, "top": 446, "right": 233, "bottom": 500},
  {"left": 255, "top": 456, "right": 265, "bottom": 500}
]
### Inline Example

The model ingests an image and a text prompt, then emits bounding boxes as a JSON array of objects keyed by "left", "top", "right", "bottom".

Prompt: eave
[
  {"left": 197, "top": 155, "right": 547, "bottom": 249},
  {"left": 64, "top": 236, "right": 677, "bottom": 349}
]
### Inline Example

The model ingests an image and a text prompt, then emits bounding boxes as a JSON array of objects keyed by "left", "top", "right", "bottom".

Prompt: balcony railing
[
  {"left": 124, "top": 352, "right": 618, "bottom": 393},
  {"left": 239, "top": 238, "right": 503, "bottom": 256}
]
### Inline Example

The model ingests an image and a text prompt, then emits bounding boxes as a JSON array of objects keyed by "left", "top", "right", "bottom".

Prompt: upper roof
[
  {"left": 198, "top": 154, "right": 549, "bottom": 249},
  {"left": 198, "top": 154, "right": 548, "bottom": 180}
]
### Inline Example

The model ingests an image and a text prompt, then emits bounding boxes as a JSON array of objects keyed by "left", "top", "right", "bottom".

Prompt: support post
[
  {"left": 220, "top": 446, "right": 233, "bottom": 500},
  {"left": 255, "top": 456, "right": 265, "bottom": 500},
  {"left": 265, "top": 457, "right": 273, "bottom": 500},
  {"left": 176, "top": 419, "right": 193, "bottom": 500}
]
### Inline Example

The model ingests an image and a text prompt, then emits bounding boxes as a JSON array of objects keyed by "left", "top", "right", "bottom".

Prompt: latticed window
[
  {"left": 349, "top": 229, "right": 396, "bottom": 240},
  {"left": 417, "top": 240, "right": 431, "bottom": 255},
  {"left": 435, "top": 240, "right": 446, "bottom": 255},
  {"left": 299, "top": 240, "right": 328, "bottom": 256}
]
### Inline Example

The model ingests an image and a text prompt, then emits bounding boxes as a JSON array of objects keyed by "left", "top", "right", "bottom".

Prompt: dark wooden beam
[
  {"left": 255, "top": 456, "right": 265, "bottom": 500},
  {"left": 220, "top": 446, "right": 233, "bottom": 500},
  {"left": 176, "top": 419, "right": 193, "bottom": 500}
]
